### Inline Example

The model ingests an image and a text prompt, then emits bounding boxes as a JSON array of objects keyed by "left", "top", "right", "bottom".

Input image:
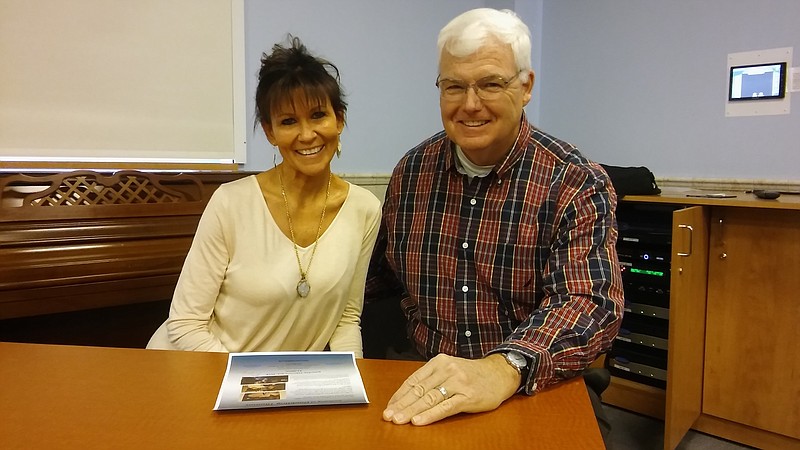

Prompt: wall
[
  {"left": 243, "top": 0, "right": 474, "bottom": 172},
  {"left": 241, "top": 0, "right": 543, "bottom": 174},
  {"left": 538, "top": 0, "right": 800, "bottom": 183},
  {"left": 243, "top": 1, "right": 798, "bottom": 184}
]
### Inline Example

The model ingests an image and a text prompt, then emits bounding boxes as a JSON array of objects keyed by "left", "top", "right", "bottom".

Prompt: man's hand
[{"left": 382, "top": 353, "right": 521, "bottom": 426}]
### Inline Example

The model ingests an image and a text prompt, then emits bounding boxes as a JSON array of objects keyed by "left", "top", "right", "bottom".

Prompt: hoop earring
[
  {"left": 273, "top": 153, "right": 278, "bottom": 168},
  {"left": 336, "top": 140, "right": 342, "bottom": 159}
]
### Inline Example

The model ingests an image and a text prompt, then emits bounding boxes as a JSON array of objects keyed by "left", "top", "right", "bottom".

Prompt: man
[{"left": 365, "top": 7, "right": 624, "bottom": 439}]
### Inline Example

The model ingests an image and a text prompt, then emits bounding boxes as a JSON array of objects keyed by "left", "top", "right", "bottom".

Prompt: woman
[{"left": 147, "top": 36, "right": 381, "bottom": 357}]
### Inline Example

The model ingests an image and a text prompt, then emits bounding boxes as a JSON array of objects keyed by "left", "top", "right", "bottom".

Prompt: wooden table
[{"left": 0, "top": 342, "right": 603, "bottom": 449}]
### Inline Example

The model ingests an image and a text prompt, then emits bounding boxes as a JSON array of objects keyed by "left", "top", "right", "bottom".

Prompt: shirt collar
[{"left": 494, "top": 112, "right": 532, "bottom": 179}]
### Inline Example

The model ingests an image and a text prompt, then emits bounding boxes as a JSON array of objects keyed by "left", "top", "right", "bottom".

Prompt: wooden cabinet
[
  {"left": 703, "top": 207, "right": 800, "bottom": 440},
  {"left": 603, "top": 188, "right": 800, "bottom": 450},
  {"left": 0, "top": 170, "right": 254, "bottom": 348},
  {"left": 664, "top": 206, "right": 708, "bottom": 449}
]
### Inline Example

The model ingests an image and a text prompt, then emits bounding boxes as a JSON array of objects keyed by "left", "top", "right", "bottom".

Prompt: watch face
[{"left": 505, "top": 351, "right": 527, "bottom": 369}]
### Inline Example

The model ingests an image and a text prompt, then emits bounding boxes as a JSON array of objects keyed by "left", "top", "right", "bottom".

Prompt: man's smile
[{"left": 461, "top": 120, "right": 490, "bottom": 127}]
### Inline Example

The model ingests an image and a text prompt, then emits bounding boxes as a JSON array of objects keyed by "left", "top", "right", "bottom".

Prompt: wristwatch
[{"left": 501, "top": 350, "right": 528, "bottom": 376}]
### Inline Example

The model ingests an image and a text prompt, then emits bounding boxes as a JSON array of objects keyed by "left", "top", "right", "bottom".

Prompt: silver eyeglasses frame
[{"left": 435, "top": 70, "right": 525, "bottom": 101}]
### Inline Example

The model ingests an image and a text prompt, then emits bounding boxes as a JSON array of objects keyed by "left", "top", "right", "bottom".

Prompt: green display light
[{"left": 630, "top": 268, "right": 664, "bottom": 277}]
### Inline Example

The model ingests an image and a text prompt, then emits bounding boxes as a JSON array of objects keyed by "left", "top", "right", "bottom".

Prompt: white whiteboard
[{"left": 0, "top": 0, "right": 246, "bottom": 165}]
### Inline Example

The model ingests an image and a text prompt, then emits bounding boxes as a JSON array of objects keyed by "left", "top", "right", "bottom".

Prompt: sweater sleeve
[
  {"left": 327, "top": 191, "right": 382, "bottom": 357},
  {"left": 165, "top": 188, "right": 231, "bottom": 352}
]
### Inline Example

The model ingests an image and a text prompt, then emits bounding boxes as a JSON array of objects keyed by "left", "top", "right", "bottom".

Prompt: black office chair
[
  {"left": 582, "top": 365, "right": 613, "bottom": 449},
  {"left": 583, "top": 366, "right": 611, "bottom": 397},
  {"left": 361, "top": 295, "right": 409, "bottom": 359}
]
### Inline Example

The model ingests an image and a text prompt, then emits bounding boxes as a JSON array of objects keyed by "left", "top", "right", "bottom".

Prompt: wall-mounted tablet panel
[
  {"left": 726, "top": 47, "right": 792, "bottom": 117},
  {"left": 729, "top": 62, "right": 787, "bottom": 101}
]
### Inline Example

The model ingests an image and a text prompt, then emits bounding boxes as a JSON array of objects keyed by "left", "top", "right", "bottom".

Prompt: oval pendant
[{"left": 296, "top": 278, "right": 311, "bottom": 298}]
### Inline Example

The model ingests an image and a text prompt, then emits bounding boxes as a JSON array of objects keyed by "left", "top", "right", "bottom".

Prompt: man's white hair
[{"left": 437, "top": 8, "right": 532, "bottom": 71}]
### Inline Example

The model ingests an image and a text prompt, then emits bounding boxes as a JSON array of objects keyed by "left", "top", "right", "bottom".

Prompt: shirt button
[
  {"left": 464, "top": 330, "right": 472, "bottom": 337},
  {"left": 461, "top": 285, "right": 469, "bottom": 293},
  {"left": 470, "top": 198, "right": 477, "bottom": 205},
  {"left": 462, "top": 242, "right": 469, "bottom": 249}
]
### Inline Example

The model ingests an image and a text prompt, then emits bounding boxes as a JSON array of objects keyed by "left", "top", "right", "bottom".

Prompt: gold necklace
[{"left": 278, "top": 166, "right": 331, "bottom": 298}]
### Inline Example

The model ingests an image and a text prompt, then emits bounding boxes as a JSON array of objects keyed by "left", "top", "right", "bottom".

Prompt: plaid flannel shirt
[{"left": 366, "top": 115, "right": 624, "bottom": 394}]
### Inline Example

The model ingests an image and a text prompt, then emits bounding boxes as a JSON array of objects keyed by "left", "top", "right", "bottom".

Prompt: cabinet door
[
  {"left": 664, "top": 206, "right": 709, "bottom": 450},
  {"left": 703, "top": 208, "right": 800, "bottom": 439}
]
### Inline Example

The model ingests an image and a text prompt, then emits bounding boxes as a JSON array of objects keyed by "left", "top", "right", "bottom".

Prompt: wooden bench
[{"left": 0, "top": 170, "right": 250, "bottom": 346}]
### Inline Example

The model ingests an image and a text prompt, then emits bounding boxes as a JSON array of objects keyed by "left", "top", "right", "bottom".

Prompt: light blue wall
[
  {"left": 242, "top": 0, "right": 543, "bottom": 173},
  {"left": 244, "top": 1, "right": 799, "bottom": 183},
  {"left": 538, "top": 0, "right": 800, "bottom": 182},
  {"left": 243, "top": 0, "right": 481, "bottom": 172}
]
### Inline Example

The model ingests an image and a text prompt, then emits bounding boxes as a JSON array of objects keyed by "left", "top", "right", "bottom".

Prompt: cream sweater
[{"left": 150, "top": 175, "right": 380, "bottom": 356}]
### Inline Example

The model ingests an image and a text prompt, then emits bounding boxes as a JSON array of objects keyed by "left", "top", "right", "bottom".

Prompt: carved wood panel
[{"left": 0, "top": 170, "right": 252, "bottom": 320}]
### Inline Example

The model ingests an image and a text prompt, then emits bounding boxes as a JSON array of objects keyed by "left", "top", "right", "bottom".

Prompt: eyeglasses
[{"left": 435, "top": 71, "right": 524, "bottom": 101}]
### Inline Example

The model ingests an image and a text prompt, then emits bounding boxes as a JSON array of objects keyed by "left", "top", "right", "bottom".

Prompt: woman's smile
[{"left": 295, "top": 145, "right": 324, "bottom": 156}]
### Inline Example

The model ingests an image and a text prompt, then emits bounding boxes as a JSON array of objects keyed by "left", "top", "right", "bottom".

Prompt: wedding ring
[{"left": 436, "top": 385, "right": 448, "bottom": 398}]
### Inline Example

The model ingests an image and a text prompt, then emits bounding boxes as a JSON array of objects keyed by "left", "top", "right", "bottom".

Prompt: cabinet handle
[{"left": 677, "top": 224, "right": 693, "bottom": 257}]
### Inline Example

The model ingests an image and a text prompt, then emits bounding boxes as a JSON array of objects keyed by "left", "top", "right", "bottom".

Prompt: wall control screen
[{"left": 729, "top": 62, "right": 787, "bottom": 101}]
